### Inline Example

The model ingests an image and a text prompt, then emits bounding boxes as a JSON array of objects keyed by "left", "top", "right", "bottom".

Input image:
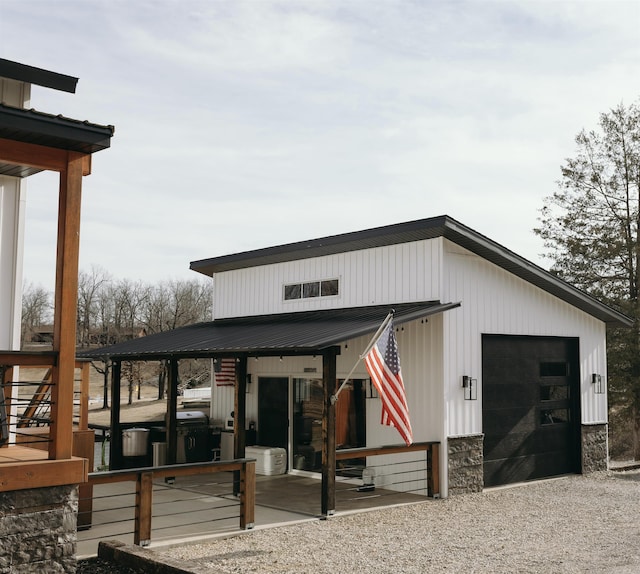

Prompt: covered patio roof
[{"left": 80, "top": 301, "right": 461, "bottom": 361}]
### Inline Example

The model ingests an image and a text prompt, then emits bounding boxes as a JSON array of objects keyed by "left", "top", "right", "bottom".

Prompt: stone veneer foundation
[
  {"left": 447, "top": 434, "right": 484, "bottom": 495},
  {"left": 0, "top": 485, "right": 78, "bottom": 573},
  {"left": 581, "top": 423, "right": 608, "bottom": 473}
]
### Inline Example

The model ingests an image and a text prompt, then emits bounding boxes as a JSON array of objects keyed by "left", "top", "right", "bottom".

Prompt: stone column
[
  {"left": 581, "top": 423, "right": 608, "bottom": 473},
  {"left": 448, "top": 434, "right": 484, "bottom": 495},
  {"left": 0, "top": 485, "right": 78, "bottom": 573}
]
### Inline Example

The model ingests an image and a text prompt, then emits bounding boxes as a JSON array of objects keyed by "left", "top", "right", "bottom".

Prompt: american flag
[
  {"left": 215, "top": 358, "right": 236, "bottom": 386},
  {"left": 364, "top": 319, "right": 413, "bottom": 446}
]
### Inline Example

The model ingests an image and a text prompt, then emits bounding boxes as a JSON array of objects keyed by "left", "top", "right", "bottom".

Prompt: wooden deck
[{"left": 0, "top": 445, "right": 88, "bottom": 491}]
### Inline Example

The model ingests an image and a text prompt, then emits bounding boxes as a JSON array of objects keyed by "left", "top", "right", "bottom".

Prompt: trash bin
[
  {"left": 122, "top": 428, "right": 149, "bottom": 457},
  {"left": 152, "top": 441, "right": 167, "bottom": 466}
]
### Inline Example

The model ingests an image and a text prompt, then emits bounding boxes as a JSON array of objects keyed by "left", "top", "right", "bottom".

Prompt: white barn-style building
[
  {"left": 188, "top": 215, "right": 630, "bottom": 497},
  {"left": 90, "top": 215, "right": 631, "bottom": 502}
]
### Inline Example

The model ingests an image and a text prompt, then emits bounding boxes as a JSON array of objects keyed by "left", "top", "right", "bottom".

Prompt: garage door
[{"left": 482, "top": 335, "right": 580, "bottom": 487}]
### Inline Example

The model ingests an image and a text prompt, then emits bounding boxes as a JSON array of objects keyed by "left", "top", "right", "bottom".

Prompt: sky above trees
[{"left": 1, "top": 1, "right": 639, "bottom": 289}]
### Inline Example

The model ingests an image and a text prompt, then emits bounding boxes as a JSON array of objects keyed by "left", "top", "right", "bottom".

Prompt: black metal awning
[{"left": 79, "top": 301, "right": 460, "bottom": 361}]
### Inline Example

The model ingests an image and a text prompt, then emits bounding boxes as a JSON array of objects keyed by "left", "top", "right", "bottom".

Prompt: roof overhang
[
  {"left": 190, "top": 215, "right": 633, "bottom": 328},
  {"left": 0, "top": 104, "right": 114, "bottom": 177},
  {"left": 0, "top": 58, "right": 78, "bottom": 93},
  {"left": 79, "top": 301, "right": 461, "bottom": 361}
]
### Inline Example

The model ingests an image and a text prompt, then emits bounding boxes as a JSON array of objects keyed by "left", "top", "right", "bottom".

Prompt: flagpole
[{"left": 330, "top": 310, "right": 394, "bottom": 404}]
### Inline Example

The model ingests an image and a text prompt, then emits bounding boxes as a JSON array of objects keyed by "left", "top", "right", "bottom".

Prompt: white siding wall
[
  {"left": 212, "top": 238, "right": 443, "bottom": 318},
  {"left": 0, "top": 77, "right": 30, "bottom": 107},
  {"left": 212, "top": 319, "right": 444, "bottom": 443},
  {"left": 441, "top": 239, "right": 608, "bottom": 441},
  {"left": 211, "top": 318, "right": 445, "bottom": 493}
]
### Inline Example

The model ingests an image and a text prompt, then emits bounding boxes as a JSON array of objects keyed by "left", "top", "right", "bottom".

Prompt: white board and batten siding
[
  {"left": 211, "top": 318, "right": 445, "bottom": 494},
  {"left": 212, "top": 238, "right": 444, "bottom": 319},
  {"left": 441, "top": 239, "right": 608, "bottom": 441}
]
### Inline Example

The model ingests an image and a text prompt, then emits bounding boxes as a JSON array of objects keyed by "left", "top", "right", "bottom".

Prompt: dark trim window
[{"left": 284, "top": 278, "right": 339, "bottom": 301}]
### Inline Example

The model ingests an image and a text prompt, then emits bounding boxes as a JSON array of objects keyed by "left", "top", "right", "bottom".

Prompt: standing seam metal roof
[{"left": 79, "top": 302, "right": 460, "bottom": 360}]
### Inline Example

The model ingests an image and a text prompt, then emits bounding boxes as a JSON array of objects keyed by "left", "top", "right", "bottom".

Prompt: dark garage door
[{"left": 482, "top": 335, "right": 580, "bottom": 487}]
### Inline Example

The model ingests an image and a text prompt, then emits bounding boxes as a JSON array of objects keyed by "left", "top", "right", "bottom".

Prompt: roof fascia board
[
  {"left": 190, "top": 216, "right": 448, "bottom": 275},
  {"left": 0, "top": 105, "right": 114, "bottom": 151},
  {"left": 0, "top": 59, "right": 78, "bottom": 93}
]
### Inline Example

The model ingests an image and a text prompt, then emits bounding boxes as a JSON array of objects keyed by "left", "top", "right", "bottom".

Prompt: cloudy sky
[{"left": 1, "top": 1, "right": 639, "bottom": 289}]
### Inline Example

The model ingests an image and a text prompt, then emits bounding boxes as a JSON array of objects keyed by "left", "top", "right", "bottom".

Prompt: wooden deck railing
[
  {"left": 86, "top": 459, "right": 256, "bottom": 546},
  {"left": 335, "top": 441, "right": 440, "bottom": 499}
]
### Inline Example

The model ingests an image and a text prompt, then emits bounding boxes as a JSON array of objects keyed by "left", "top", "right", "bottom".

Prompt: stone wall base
[
  {"left": 582, "top": 423, "right": 608, "bottom": 473},
  {"left": 0, "top": 485, "right": 78, "bottom": 573},
  {"left": 447, "top": 434, "right": 484, "bottom": 495}
]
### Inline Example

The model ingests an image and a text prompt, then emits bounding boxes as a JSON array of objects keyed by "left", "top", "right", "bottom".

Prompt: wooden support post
[
  {"left": 166, "top": 359, "right": 179, "bottom": 465},
  {"left": 321, "top": 346, "right": 339, "bottom": 517},
  {"left": 239, "top": 460, "right": 255, "bottom": 529},
  {"left": 109, "top": 361, "right": 122, "bottom": 469},
  {"left": 78, "top": 361, "right": 90, "bottom": 431},
  {"left": 429, "top": 442, "right": 440, "bottom": 498},
  {"left": 0, "top": 366, "right": 11, "bottom": 446},
  {"left": 134, "top": 471, "right": 153, "bottom": 546},
  {"left": 50, "top": 153, "right": 85, "bottom": 460}
]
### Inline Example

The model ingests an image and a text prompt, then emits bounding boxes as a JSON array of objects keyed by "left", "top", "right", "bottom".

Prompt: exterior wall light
[
  {"left": 592, "top": 373, "right": 605, "bottom": 394},
  {"left": 462, "top": 375, "right": 477, "bottom": 400}
]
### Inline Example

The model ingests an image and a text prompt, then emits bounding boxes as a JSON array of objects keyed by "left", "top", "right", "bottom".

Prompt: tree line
[
  {"left": 21, "top": 267, "right": 212, "bottom": 348},
  {"left": 21, "top": 268, "right": 213, "bottom": 407}
]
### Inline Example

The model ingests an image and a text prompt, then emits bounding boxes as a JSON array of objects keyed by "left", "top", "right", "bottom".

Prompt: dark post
[
  {"left": 108, "top": 360, "right": 121, "bottom": 469},
  {"left": 233, "top": 357, "right": 247, "bottom": 494},
  {"left": 166, "top": 359, "right": 179, "bottom": 465},
  {"left": 321, "top": 346, "right": 339, "bottom": 517}
]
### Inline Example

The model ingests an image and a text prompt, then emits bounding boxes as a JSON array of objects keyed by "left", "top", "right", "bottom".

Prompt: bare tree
[
  {"left": 77, "top": 266, "right": 111, "bottom": 348},
  {"left": 21, "top": 282, "right": 52, "bottom": 346}
]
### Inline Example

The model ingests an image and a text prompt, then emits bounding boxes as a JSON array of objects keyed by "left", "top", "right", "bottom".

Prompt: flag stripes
[
  {"left": 215, "top": 358, "right": 236, "bottom": 386},
  {"left": 364, "top": 319, "right": 413, "bottom": 445}
]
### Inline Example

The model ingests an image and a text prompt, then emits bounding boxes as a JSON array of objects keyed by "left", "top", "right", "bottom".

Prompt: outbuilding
[{"left": 92, "top": 215, "right": 631, "bottom": 499}]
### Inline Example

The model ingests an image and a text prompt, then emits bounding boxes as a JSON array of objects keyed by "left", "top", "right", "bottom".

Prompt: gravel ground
[{"left": 154, "top": 470, "right": 640, "bottom": 574}]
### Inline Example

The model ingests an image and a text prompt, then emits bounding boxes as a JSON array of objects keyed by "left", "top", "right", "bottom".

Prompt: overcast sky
[{"left": 1, "top": 1, "right": 639, "bottom": 289}]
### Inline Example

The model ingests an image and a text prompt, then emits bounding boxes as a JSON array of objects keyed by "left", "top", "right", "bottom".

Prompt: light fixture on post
[
  {"left": 592, "top": 373, "right": 605, "bottom": 394},
  {"left": 462, "top": 375, "right": 477, "bottom": 400}
]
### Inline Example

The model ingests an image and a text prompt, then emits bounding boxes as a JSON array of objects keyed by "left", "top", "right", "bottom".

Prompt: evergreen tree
[{"left": 536, "top": 100, "right": 640, "bottom": 458}]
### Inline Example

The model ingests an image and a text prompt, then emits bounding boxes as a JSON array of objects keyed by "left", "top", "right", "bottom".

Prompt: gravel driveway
[{"left": 155, "top": 470, "right": 640, "bottom": 574}]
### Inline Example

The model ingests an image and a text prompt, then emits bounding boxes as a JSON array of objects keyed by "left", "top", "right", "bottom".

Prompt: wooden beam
[
  {"left": 321, "top": 347, "right": 338, "bottom": 517},
  {"left": 0, "top": 352, "right": 57, "bottom": 367},
  {"left": 50, "top": 154, "right": 84, "bottom": 460},
  {"left": 134, "top": 471, "right": 153, "bottom": 546},
  {"left": 239, "top": 460, "right": 255, "bottom": 529},
  {"left": 0, "top": 452, "right": 87, "bottom": 491},
  {"left": 0, "top": 137, "right": 74, "bottom": 173},
  {"left": 429, "top": 442, "right": 440, "bottom": 498}
]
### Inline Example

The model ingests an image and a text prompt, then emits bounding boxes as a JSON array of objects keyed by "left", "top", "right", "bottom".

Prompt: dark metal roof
[
  {"left": 0, "top": 103, "right": 115, "bottom": 177},
  {"left": 79, "top": 302, "right": 460, "bottom": 361},
  {"left": 190, "top": 215, "right": 632, "bottom": 327},
  {"left": 0, "top": 58, "right": 78, "bottom": 93}
]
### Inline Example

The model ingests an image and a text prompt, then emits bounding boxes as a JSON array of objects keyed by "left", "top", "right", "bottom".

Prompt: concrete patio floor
[{"left": 77, "top": 472, "right": 430, "bottom": 558}]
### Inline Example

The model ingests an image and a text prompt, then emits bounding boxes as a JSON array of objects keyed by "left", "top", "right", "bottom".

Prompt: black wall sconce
[
  {"left": 592, "top": 373, "right": 605, "bottom": 394},
  {"left": 462, "top": 375, "right": 477, "bottom": 400}
]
